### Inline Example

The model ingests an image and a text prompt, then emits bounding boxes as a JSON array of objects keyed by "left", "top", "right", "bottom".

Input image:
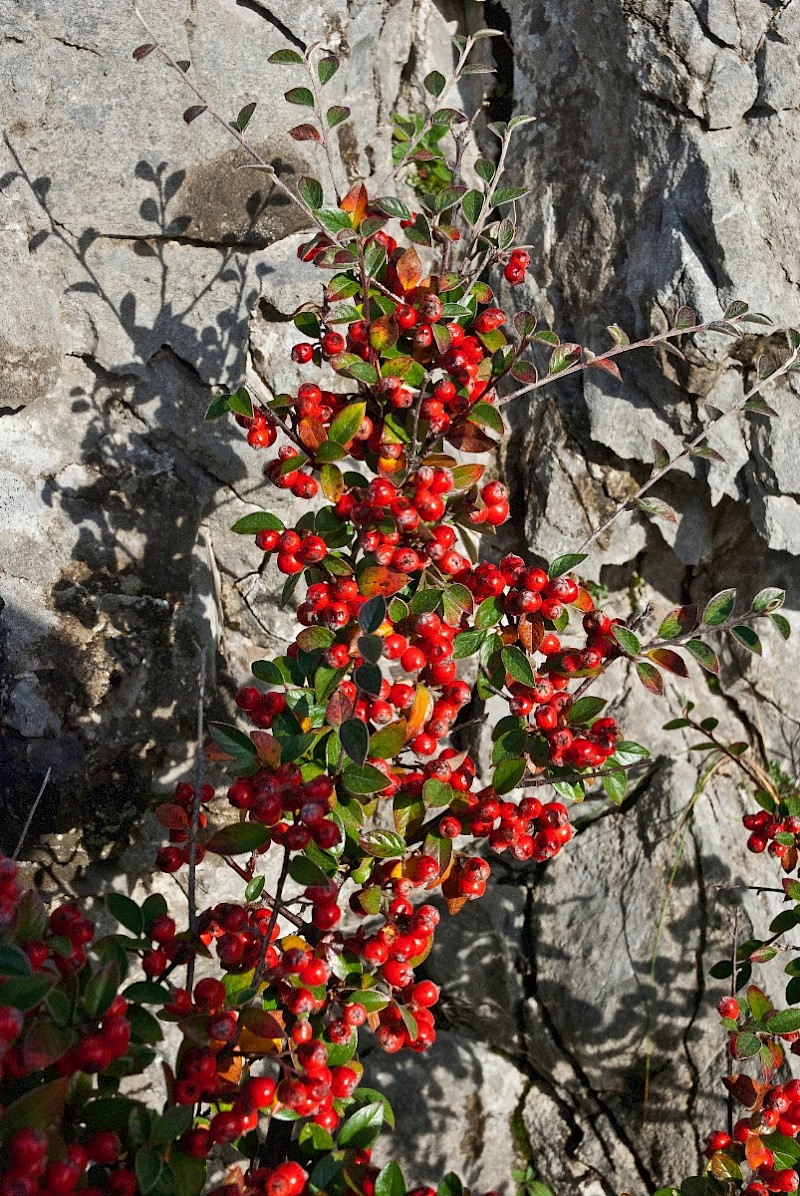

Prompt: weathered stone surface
[{"left": 2, "top": 0, "right": 800, "bottom": 1193}]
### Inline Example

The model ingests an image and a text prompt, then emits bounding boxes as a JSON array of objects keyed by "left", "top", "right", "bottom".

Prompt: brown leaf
[
  {"left": 250, "top": 731, "right": 282, "bottom": 769},
  {"left": 289, "top": 123, "right": 322, "bottom": 142},
  {"left": 518, "top": 614, "right": 545, "bottom": 654},
  {"left": 722, "top": 1073, "right": 765, "bottom": 1109},
  {"left": 298, "top": 417, "right": 327, "bottom": 452},
  {"left": 446, "top": 422, "right": 497, "bottom": 454}
]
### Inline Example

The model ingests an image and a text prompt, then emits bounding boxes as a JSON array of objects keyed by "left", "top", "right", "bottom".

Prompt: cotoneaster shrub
[{"left": 1, "top": 10, "right": 799, "bottom": 1196}]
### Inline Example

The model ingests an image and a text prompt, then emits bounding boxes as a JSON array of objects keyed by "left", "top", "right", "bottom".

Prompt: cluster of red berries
[
  {"left": 2, "top": 1127, "right": 131, "bottom": 1196},
  {"left": 503, "top": 247, "right": 531, "bottom": 285},
  {"left": 453, "top": 792, "right": 574, "bottom": 863},
  {"left": 225, "top": 766, "right": 341, "bottom": 854},
  {"left": 743, "top": 809, "right": 800, "bottom": 860}
]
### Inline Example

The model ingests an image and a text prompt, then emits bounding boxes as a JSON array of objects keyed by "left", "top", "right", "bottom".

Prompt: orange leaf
[
  {"left": 573, "top": 587, "right": 596, "bottom": 613},
  {"left": 340, "top": 181, "right": 369, "bottom": 229},
  {"left": 405, "top": 685, "right": 433, "bottom": 741},
  {"left": 216, "top": 1053, "right": 244, "bottom": 1084},
  {"left": 250, "top": 731, "right": 282, "bottom": 769},
  {"left": 445, "top": 896, "right": 469, "bottom": 916},
  {"left": 298, "top": 417, "right": 327, "bottom": 452},
  {"left": 395, "top": 247, "right": 423, "bottom": 292},
  {"left": 745, "top": 1134, "right": 772, "bottom": 1171},
  {"left": 357, "top": 565, "right": 409, "bottom": 597}
]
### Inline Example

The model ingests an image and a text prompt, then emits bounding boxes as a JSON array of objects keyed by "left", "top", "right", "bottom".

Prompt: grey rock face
[{"left": 1, "top": 0, "right": 799, "bottom": 1194}]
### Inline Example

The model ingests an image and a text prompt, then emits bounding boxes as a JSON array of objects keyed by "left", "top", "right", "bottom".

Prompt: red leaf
[
  {"left": 155, "top": 803, "right": 189, "bottom": 830},
  {"left": 647, "top": 648, "right": 689, "bottom": 677},
  {"left": 326, "top": 688, "right": 354, "bottom": 727},
  {"left": 588, "top": 357, "right": 622, "bottom": 380},
  {"left": 289, "top": 124, "right": 322, "bottom": 142},
  {"left": 133, "top": 43, "right": 156, "bottom": 60}
]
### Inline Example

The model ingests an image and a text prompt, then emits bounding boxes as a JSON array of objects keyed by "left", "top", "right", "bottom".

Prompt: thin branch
[
  {"left": 578, "top": 344, "right": 799, "bottom": 553},
  {"left": 12, "top": 769, "right": 51, "bottom": 861},
  {"left": 186, "top": 645, "right": 207, "bottom": 991}
]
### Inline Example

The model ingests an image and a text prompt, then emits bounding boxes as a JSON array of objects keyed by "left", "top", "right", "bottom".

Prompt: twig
[
  {"left": 727, "top": 908, "right": 740, "bottom": 1138},
  {"left": 130, "top": 3, "right": 329, "bottom": 239},
  {"left": 578, "top": 343, "right": 799, "bottom": 552},
  {"left": 251, "top": 848, "right": 291, "bottom": 995},
  {"left": 12, "top": 768, "right": 51, "bottom": 860},
  {"left": 186, "top": 645, "right": 207, "bottom": 991}
]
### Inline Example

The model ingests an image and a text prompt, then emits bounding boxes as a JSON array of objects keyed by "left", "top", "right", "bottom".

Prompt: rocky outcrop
[{"left": 1, "top": 1, "right": 799, "bottom": 1193}]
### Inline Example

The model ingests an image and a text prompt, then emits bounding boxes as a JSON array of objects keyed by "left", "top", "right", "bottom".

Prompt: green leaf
[
  {"left": 729, "top": 625, "right": 762, "bottom": 654},
  {"left": 342, "top": 762, "right": 391, "bottom": 795},
  {"left": 359, "top": 595, "right": 387, "bottom": 634},
  {"left": 469, "top": 401, "right": 504, "bottom": 434},
  {"left": 359, "top": 829, "right": 406, "bottom": 859},
  {"left": 268, "top": 48, "right": 305, "bottom": 64},
  {"left": 0, "top": 944, "right": 32, "bottom": 976},
  {"left": 702, "top": 588, "right": 736, "bottom": 626},
  {"left": 298, "top": 177, "right": 324, "bottom": 209},
  {"left": 135, "top": 1146, "right": 164, "bottom": 1196},
  {"left": 684, "top": 638, "right": 720, "bottom": 674},
  {"left": 236, "top": 101, "right": 257, "bottom": 131},
  {"left": 493, "top": 756, "right": 526, "bottom": 795},
  {"left": 772, "top": 612, "right": 792, "bottom": 640},
  {"left": 317, "top": 55, "right": 340, "bottom": 85},
  {"left": 437, "top": 1175, "right": 463, "bottom": 1196},
  {"left": 549, "top": 553, "right": 587, "bottom": 578},
  {"left": 326, "top": 105, "right": 351, "bottom": 128},
  {"left": 285, "top": 86, "right": 315, "bottom": 108},
  {"left": 657, "top": 605, "right": 698, "bottom": 640},
  {"left": 330, "top": 401, "right": 367, "bottom": 446},
  {"left": 766, "top": 1009, "right": 800, "bottom": 1035},
  {"left": 370, "top": 721, "right": 407, "bottom": 759},
  {"left": 232, "top": 511, "right": 285, "bottom": 534},
  {"left": 461, "top": 190, "right": 483, "bottom": 224},
  {"left": 453, "top": 629, "right": 486, "bottom": 658},
  {"left": 636, "top": 660, "right": 665, "bottom": 695},
  {"left": 316, "top": 208, "right": 353, "bottom": 235},
  {"left": 0, "top": 1076, "right": 69, "bottom": 1142},
  {"left": 122, "top": 981, "right": 173, "bottom": 1005},
  {"left": 340, "top": 719, "right": 369, "bottom": 767},
  {"left": 209, "top": 722, "right": 258, "bottom": 759},
  {"left": 493, "top": 186, "right": 529, "bottom": 205},
  {"left": 84, "top": 961, "right": 120, "bottom": 1019},
  {"left": 107, "top": 893, "right": 144, "bottom": 936},
  {"left": 152, "top": 1104, "right": 194, "bottom": 1145},
  {"left": 734, "top": 1031, "right": 761, "bottom": 1058},
  {"left": 375, "top": 1160, "right": 406, "bottom": 1196},
  {"left": 567, "top": 697, "right": 607, "bottom": 726},
  {"left": 601, "top": 769, "right": 627, "bottom": 804},
  {"left": 611, "top": 625, "right": 640, "bottom": 657},
  {"left": 474, "top": 596, "right": 505, "bottom": 629},
  {"left": 245, "top": 875, "right": 266, "bottom": 902},
  {"left": 502, "top": 645, "right": 535, "bottom": 687},
  {"left": 205, "top": 823, "right": 271, "bottom": 855},
  {"left": 338, "top": 1101, "right": 385, "bottom": 1148},
  {"left": 751, "top": 587, "right": 785, "bottom": 614},
  {"left": 424, "top": 70, "right": 446, "bottom": 97},
  {"left": 422, "top": 779, "right": 457, "bottom": 809}
]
